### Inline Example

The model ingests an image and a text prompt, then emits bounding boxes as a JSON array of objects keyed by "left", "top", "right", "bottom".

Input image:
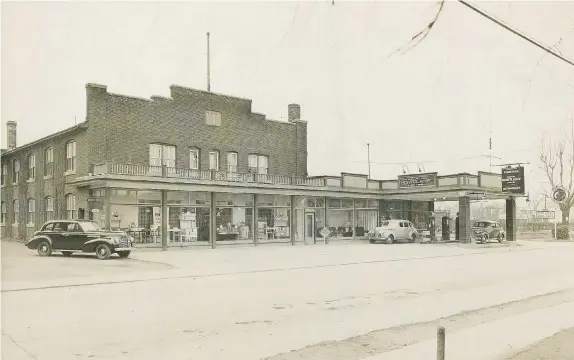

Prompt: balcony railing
[{"left": 92, "top": 162, "right": 326, "bottom": 187}]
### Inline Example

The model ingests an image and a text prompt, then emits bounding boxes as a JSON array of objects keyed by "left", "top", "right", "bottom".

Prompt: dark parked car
[
  {"left": 470, "top": 220, "right": 505, "bottom": 244},
  {"left": 25, "top": 220, "right": 134, "bottom": 260}
]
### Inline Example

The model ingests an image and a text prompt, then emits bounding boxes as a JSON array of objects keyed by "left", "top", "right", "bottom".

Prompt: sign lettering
[
  {"left": 398, "top": 173, "right": 437, "bottom": 188},
  {"left": 501, "top": 166, "right": 525, "bottom": 194}
]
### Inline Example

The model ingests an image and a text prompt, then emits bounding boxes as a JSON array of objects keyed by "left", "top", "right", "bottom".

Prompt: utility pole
[
  {"left": 367, "top": 142, "right": 371, "bottom": 179},
  {"left": 207, "top": 32, "right": 211, "bottom": 92},
  {"left": 489, "top": 104, "right": 492, "bottom": 172}
]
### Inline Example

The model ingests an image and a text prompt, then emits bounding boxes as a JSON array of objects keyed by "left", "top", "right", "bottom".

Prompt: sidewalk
[{"left": 363, "top": 301, "right": 574, "bottom": 360}]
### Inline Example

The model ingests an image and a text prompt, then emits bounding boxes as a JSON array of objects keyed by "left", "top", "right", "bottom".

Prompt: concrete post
[
  {"left": 458, "top": 195, "right": 471, "bottom": 243},
  {"left": 290, "top": 195, "right": 296, "bottom": 246},
  {"left": 506, "top": 197, "right": 517, "bottom": 241},
  {"left": 210, "top": 192, "right": 216, "bottom": 249},
  {"left": 437, "top": 326, "right": 445, "bottom": 360},
  {"left": 254, "top": 194, "right": 259, "bottom": 246},
  {"left": 161, "top": 190, "right": 168, "bottom": 251},
  {"left": 104, "top": 189, "right": 111, "bottom": 231},
  {"left": 352, "top": 198, "right": 356, "bottom": 241}
]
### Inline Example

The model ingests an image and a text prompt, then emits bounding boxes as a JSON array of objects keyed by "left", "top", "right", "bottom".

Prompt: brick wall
[
  {"left": 85, "top": 84, "right": 308, "bottom": 177},
  {"left": 1, "top": 126, "right": 88, "bottom": 240},
  {"left": 458, "top": 196, "right": 471, "bottom": 243}
]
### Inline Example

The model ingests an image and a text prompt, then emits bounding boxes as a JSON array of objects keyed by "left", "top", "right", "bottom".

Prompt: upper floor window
[
  {"left": 1, "top": 201, "right": 6, "bottom": 224},
  {"left": 13, "top": 199, "right": 19, "bottom": 224},
  {"left": 27, "top": 198, "right": 36, "bottom": 224},
  {"left": 209, "top": 151, "right": 219, "bottom": 171},
  {"left": 1, "top": 164, "right": 6, "bottom": 185},
  {"left": 65, "top": 193, "right": 76, "bottom": 220},
  {"left": 45, "top": 196, "right": 54, "bottom": 222},
  {"left": 189, "top": 149, "right": 199, "bottom": 170},
  {"left": 248, "top": 154, "right": 269, "bottom": 175},
  {"left": 66, "top": 141, "right": 76, "bottom": 172},
  {"left": 28, "top": 154, "right": 36, "bottom": 180},
  {"left": 44, "top": 148, "right": 54, "bottom": 176},
  {"left": 227, "top": 152, "right": 238, "bottom": 173},
  {"left": 205, "top": 110, "right": 221, "bottom": 126},
  {"left": 12, "top": 159, "right": 20, "bottom": 183},
  {"left": 149, "top": 144, "right": 176, "bottom": 168}
]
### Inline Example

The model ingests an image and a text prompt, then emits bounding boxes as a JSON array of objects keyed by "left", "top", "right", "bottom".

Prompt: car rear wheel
[
  {"left": 483, "top": 234, "right": 489, "bottom": 244},
  {"left": 409, "top": 234, "right": 416, "bottom": 243},
  {"left": 37, "top": 240, "right": 52, "bottom": 257},
  {"left": 95, "top": 244, "right": 112, "bottom": 260},
  {"left": 498, "top": 233, "right": 505, "bottom": 243},
  {"left": 369, "top": 239, "right": 375, "bottom": 244},
  {"left": 61, "top": 251, "right": 72, "bottom": 257},
  {"left": 117, "top": 251, "right": 131, "bottom": 258},
  {"left": 386, "top": 235, "right": 394, "bottom": 244}
]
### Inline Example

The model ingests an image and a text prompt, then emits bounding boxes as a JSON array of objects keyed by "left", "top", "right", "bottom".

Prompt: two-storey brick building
[{"left": 1, "top": 83, "right": 518, "bottom": 247}]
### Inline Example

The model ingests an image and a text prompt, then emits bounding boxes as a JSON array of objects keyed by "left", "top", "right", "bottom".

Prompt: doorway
[{"left": 305, "top": 212, "right": 315, "bottom": 245}]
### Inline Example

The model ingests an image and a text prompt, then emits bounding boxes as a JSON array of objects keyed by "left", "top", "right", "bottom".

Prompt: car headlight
[{"left": 111, "top": 237, "right": 120, "bottom": 244}]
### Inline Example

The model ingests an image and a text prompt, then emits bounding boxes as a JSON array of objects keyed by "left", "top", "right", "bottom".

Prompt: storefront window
[
  {"left": 355, "top": 198, "right": 379, "bottom": 238},
  {"left": 257, "top": 195, "right": 290, "bottom": 243},
  {"left": 109, "top": 190, "right": 162, "bottom": 245},
  {"left": 326, "top": 198, "right": 354, "bottom": 239},
  {"left": 166, "top": 191, "right": 210, "bottom": 244},
  {"left": 215, "top": 193, "right": 253, "bottom": 242}
]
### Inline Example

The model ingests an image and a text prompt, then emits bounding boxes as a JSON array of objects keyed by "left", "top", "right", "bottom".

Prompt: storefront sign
[
  {"left": 501, "top": 166, "right": 525, "bottom": 194},
  {"left": 87, "top": 196, "right": 105, "bottom": 203},
  {"left": 536, "top": 210, "right": 555, "bottom": 219},
  {"left": 398, "top": 173, "right": 437, "bottom": 188}
]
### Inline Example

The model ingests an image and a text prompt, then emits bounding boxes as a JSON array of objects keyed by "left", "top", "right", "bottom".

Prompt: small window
[
  {"left": 65, "top": 193, "right": 76, "bottom": 220},
  {"left": 209, "top": 151, "right": 219, "bottom": 171},
  {"left": 189, "top": 149, "right": 199, "bottom": 170},
  {"left": 13, "top": 200, "right": 19, "bottom": 224},
  {"left": 27, "top": 198, "right": 36, "bottom": 224},
  {"left": 44, "top": 196, "right": 54, "bottom": 222},
  {"left": 42, "top": 222, "right": 54, "bottom": 231},
  {"left": 66, "top": 141, "right": 76, "bottom": 172},
  {"left": 13, "top": 159, "right": 20, "bottom": 182},
  {"left": 44, "top": 148, "right": 54, "bottom": 176},
  {"left": 149, "top": 144, "right": 175, "bottom": 167},
  {"left": 1, "top": 164, "right": 7, "bottom": 185},
  {"left": 205, "top": 110, "right": 221, "bottom": 126},
  {"left": 67, "top": 223, "right": 80, "bottom": 232},
  {"left": 53, "top": 222, "right": 68, "bottom": 231},
  {"left": 1, "top": 201, "right": 6, "bottom": 224},
  {"left": 248, "top": 154, "right": 269, "bottom": 174},
  {"left": 227, "top": 152, "right": 238, "bottom": 173},
  {"left": 28, "top": 154, "right": 36, "bottom": 180}
]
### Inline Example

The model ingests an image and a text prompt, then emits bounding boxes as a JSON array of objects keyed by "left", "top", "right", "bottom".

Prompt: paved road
[{"left": 2, "top": 241, "right": 574, "bottom": 360}]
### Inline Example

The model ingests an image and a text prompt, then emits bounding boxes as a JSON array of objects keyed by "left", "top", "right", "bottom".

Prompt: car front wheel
[
  {"left": 410, "top": 234, "right": 416, "bottom": 243},
  {"left": 498, "top": 233, "right": 505, "bottom": 243},
  {"left": 95, "top": 244, "right": 112, "bottom": 260},
  {"left": 117, "top": 251, "right": 131, "bottom": 258},
  {"left": 37, "top": 240, "right": 52, "bottom": 257},
  {"left": 386, "top": 235, "right": 394, "bottom": 245}
]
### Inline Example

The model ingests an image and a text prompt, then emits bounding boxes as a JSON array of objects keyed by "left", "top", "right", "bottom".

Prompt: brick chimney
[
  {"left": 6, "top": 121, "right": 17, "bottom": 150},
  {"left": 288, "top": 104, "right": 301, "bottom": 122}
]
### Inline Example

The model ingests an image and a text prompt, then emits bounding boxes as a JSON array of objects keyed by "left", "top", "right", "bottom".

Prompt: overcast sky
[{"left": 2, "top": 1, "right": 574, "bottom": 200}]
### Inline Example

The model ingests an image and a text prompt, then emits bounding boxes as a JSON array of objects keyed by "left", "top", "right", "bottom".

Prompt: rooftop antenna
[
  {"left": 207, "top": 32, "right": 211, "bottom": 92},
  {"left": 74, "top": 116, "right": 77, "bottom": 125}
]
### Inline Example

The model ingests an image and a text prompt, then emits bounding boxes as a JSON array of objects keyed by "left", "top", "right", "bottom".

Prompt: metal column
[
  {"left": 161, "top": 190, "right": 168, "bottom": 250},
  {"left": 210, "top": 192, "right": 216, "bottom": 249}
]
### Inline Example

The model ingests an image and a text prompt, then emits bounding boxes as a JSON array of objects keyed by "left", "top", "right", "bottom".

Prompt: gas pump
[
  {"left": 441, "top": 216, "right": 450, "bottom": 241},
  {"left": 428, "top": 211, "right": 436, "bottom": 242}
]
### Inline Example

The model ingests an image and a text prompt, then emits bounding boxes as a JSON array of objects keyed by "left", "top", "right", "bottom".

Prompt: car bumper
[{"left": 113, "top": 247, "right": 133, "bottom": 252}]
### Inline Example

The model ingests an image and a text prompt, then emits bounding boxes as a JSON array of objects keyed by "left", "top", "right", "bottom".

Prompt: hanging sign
[{"left": 501, "top": 166, "right": 525, "bottom": 194}]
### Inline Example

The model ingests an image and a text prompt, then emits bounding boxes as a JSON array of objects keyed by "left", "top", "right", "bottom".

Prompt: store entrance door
[{"left": 305, "top": 212, "right": 315, "bottom": 245}]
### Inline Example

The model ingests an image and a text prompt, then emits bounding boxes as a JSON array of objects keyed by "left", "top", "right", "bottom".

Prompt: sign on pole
[
  {"left": 502, "top": 166, "right": 525, "bottom": 194},
  {"left": 535, "top": 210, "right": 555, "bottom": 220}
]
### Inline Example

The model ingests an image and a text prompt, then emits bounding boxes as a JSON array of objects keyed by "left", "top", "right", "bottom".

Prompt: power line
[{"left": 458, "top": 0, "right": 574, "bottom": 67}]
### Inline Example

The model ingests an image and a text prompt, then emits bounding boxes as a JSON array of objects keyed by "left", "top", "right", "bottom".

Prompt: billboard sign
[
  {"left": 502, "top": 166, "right": 525, "bottom": 194},
  {"left": 398, "top": 173, "right": 437, "bottom": 188}
]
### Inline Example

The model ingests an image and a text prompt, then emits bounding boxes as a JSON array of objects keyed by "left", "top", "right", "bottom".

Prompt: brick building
[{"left": 1, "top": 83, "right": 517, "bottom": 247}]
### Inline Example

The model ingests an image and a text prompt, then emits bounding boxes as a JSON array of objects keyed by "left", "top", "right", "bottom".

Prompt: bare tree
[{"left": 539, "top": 116, "right": 574, "bottom": 224}]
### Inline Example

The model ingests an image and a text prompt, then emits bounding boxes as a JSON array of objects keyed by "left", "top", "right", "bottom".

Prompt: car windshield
[{"left": 78, "top": 221, "right": 101, "bottom": 232}]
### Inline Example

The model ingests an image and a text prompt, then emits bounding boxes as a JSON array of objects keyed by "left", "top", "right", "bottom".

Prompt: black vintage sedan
[{"left": 25, "top": 220, "right": 134, "bottom": 260}]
